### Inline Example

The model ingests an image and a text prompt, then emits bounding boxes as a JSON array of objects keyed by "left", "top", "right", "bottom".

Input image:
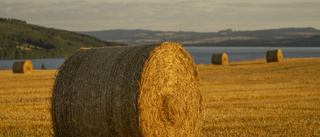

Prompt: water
[
  {"left": 184, "top": 47, "right": 320, "bottom": 64},
  {"left": 0, "top": 58, "right": 65, "bottom": 70},
  {"left": 0, "top": 47, "right": 319, "bottom": 69}
]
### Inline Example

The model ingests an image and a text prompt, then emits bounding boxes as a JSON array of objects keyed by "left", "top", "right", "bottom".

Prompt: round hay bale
[
  {"left": 51, "top": 42, "right": 202, "bottom": 137},
  {"left": 212, "top": 53, "right": 228, "bottom": 65},
  {"left": 266, "top": 49, "right": 283, "bottom": 62},
  {"left": 12, "top": 60, "right": 33, "bottom": 73}
]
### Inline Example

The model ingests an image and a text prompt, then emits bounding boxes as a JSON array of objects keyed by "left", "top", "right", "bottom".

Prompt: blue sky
[{"left": 1, "top": 0, "right": 320, "bottom": 32}]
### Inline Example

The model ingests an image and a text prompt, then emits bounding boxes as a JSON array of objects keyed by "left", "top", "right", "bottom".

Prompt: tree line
[{"left": 0, "top": 17, "right": 125, "bottom": 59}]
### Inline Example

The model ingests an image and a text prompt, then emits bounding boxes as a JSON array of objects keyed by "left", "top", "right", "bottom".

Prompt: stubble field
[{"left": 0, "top": 58, "right": 319, "bottom": 136}]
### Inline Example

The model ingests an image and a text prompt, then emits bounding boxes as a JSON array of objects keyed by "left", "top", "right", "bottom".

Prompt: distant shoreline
[{"left": 1, "top": 57, "right": 319, "bottom": 70}]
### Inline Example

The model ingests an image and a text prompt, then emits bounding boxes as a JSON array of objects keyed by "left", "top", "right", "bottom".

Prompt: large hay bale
[
  {"left": 51, "top": 42, "right": 202, "bottom": 137},
  {"left": 12, "top": 60, "right": 33, "bottom": 73},
  {"left": 212, "top": 53, "right": 228, "bottom": 65},
  {"left": 266, "top": 49, "right": 283, "bottom": 62}
]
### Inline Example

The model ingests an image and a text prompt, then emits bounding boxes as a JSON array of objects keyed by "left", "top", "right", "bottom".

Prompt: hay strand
[
  {"left": 12, "top": 60, "right": 33, "bottom": 73},
  {"left": 51, "top": 42, "right": 202, "bottom": 137},
  {"left": 80, "top": 47, "right": 90, "bottom": 50},
  {"left": 266, "top": 49, "right": 283, "bottom": 62},
  {"left": 212, "top": 53, "right": 228, "bottom": 65}
]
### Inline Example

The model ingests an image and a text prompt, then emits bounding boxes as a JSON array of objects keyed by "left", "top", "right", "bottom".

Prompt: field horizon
[{"left": 0, "top": 57, "right": 319, "bottom": 136}]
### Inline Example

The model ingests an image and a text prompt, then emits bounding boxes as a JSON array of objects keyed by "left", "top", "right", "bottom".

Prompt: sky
[{"left": 1, "top": 0, "right": 320, "bottom": 32}]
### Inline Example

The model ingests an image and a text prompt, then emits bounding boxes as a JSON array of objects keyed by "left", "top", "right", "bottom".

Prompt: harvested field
[
  {"left": 0, "top": 70, "right": 55, "bottom": 136},
  {"left": 199, "top": 58, "right": 320, "bottom": 136},
  {"left": 0, "top": 58, "right": 319, "bottom": 136}
]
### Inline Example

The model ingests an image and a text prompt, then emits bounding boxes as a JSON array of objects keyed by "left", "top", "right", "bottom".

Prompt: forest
[{"left": 0, "top": 18, "right": 125, "bottom": 59}]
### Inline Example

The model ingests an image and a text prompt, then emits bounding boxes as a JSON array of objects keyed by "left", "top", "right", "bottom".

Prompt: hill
[
  {"left": 78, "top": 28, "right": 320, "bottom": 46},
  {"left": 0, "top": 18, "right": 126, "bottom": 59}
]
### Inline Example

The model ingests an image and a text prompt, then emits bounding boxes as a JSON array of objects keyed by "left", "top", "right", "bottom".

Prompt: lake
[
  {"left": 0, "top": 47, "right": 319, "bottom": 69},
  {"left": 184, "top": 47, "right": 320, "bottom": 64}
]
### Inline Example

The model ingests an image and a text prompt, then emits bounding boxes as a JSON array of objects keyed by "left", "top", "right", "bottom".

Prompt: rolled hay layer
[
  {"left": 212, "top": 53, "right": 228, "bottom": 65},
  {"left": 12, "top": 60, "right": 33, "bottom": 73},
  {"left": 266, "top": 49, "right": 283, "bottom": 62},
  {"left": 51, "top": 42, "right": 202, "bottom": 137}
]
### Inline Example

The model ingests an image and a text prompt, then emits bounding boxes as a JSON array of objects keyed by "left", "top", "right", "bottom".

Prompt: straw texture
[
  {"left": 266, "top": 49, "right": 283, "bottom": 62},
  {"left": 212, "top": 53, "right": 228, "bottom": 65},
  {"left": 51, "top": 42, "right": 202, "bottom": 137},
  {"left": 12, "top": 60, "right": 33, "bottom": 73}
]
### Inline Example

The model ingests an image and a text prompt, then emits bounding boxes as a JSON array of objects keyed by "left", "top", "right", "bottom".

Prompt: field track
[{"left": 0, "top": 58, "right": 319, "bottom": 136}]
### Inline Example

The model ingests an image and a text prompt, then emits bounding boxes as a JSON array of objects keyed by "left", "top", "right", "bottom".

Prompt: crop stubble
[{"left": 0, "top": 58, "right": 319, "bottom": 136}]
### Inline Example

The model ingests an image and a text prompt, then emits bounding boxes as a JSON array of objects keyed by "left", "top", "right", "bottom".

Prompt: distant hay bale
[
  {"left": 212, "top": 53, "right": 228, "bottom": 65},
  {"left": 266, "top": 49, "right": 283, "bottom": 62},
  {"left": 12, "top": 60, "right": 33, "bottom": 73},
  {"left": 51, "top": 42, "right": 202, "bottom": 137}
]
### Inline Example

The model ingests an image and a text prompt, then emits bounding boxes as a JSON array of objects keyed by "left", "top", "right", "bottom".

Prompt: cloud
[{"left": 1, "top": 0, "right": 320, "bottom": 32}]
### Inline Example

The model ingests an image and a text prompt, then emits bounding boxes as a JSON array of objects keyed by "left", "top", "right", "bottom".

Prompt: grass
[{"left": 0, "top": 58, "right": 319, "bottom": 136}]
